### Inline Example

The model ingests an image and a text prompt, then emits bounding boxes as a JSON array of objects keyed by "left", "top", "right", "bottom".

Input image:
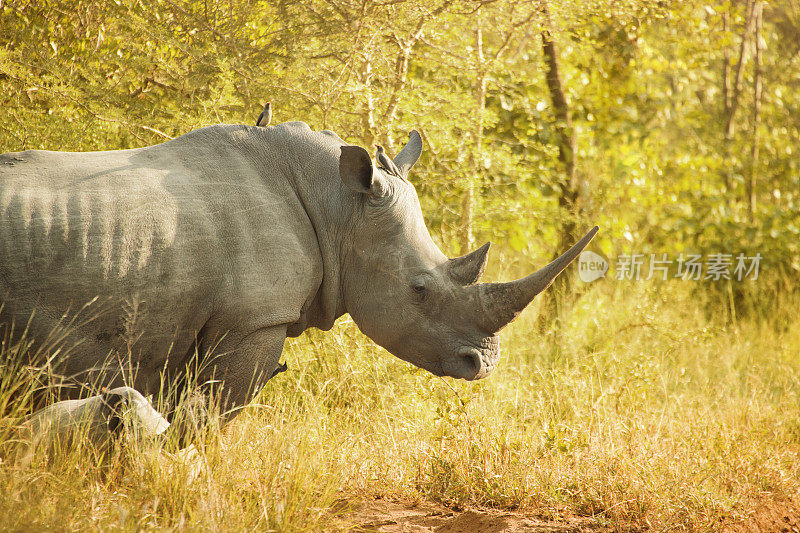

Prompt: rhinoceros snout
[{"left": 441, "top": 346, "right": 496, "bottom": 380}]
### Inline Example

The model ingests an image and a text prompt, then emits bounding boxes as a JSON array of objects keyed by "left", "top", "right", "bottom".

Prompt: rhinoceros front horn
[{"left": 474, "top": 226, "right": 599, "bottom": 334}]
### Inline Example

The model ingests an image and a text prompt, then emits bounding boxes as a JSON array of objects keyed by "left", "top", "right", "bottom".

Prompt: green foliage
[{"left": 3, "top": 0, "right": 795, "bottom": 316}]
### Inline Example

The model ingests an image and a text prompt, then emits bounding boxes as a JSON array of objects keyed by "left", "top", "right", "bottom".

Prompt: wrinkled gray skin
[{"left": 0, "top": 122, "right": 597, "bottom": 425}]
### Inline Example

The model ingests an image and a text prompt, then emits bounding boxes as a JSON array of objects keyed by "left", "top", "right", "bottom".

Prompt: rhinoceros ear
[
  {"left": 393, "top": 130, "right": 422, "bottom": 177},
  {"left": 339, "top": 145, "right": 386, "bottom": 196}
]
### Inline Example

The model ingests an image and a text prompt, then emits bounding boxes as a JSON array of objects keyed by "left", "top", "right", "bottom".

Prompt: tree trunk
[
  {"left": 725, "top": 0, "right": 757, "bottom": 138},
  {"left": 461, "top": 17, "right": 487, "bottom": 253},
  {"left": 381, "top": 1, "right": 453, "bottom": 148},
  {"left": 722, "top": 11, "right": 731, "bottom": 112},
  {"left": 721, "top": 11, "right": 732, "bottom": 191},
  {"left": 722, "top": 0, "right": 756, "bottom": 193},
  {"left": 748, "top": 2, "right": 762, "bottom": 220},
  {"left": 540, "top": 2, "right": 579, "bottom": 321},
  {"left": 382, "top": 42, "right": 413, "bottom": 149},
  {"left": 360, "top": 56, "right": 376, "bottom": 148}
]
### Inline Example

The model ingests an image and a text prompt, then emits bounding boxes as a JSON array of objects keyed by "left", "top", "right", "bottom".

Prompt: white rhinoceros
[{"left": 0, "top": 122, "right": 597, "bottom": 428}]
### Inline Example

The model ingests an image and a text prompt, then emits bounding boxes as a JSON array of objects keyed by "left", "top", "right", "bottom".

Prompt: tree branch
[
  {"left": 380, "top": 1, "right": 453, "bottom": 144},
  {"left": 725, "top": 0, "right": 757, "bottom": 138}
]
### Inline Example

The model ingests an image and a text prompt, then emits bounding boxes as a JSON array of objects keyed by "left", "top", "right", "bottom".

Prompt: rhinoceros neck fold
[
  {"left": 256, "top": 124, "right": 353, "bottom": 333},
  {"left": 285, "top": 185, "right": 349, "bottom": 334}
]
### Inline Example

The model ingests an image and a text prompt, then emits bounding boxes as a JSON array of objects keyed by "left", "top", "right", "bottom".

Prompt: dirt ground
[
  {"left": 732, "top": 501, "right": 800, "bottom": 533},
  {"left": 333, "top": 497, "right": 800, "bottom": 532},
  {"left": 333, "top": 499, "right": 603, "bottom": 532}
]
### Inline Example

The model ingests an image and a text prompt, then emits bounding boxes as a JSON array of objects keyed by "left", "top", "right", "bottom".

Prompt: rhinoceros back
[
  {"left": 0, "top": 148, "right": 180, "bottom": 283},
  {"left": 0, "top": 125, "right": 323, "bottom": 389}
]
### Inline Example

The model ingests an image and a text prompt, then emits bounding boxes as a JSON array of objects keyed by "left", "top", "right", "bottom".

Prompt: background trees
[
  {"left": 1, "top": 0, "right": 797, "bottom": 318},
  {"left": 2, "top": 4, "right": 800, "bottom": 528}
]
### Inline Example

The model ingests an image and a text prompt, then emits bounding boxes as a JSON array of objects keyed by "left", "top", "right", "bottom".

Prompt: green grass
[{"left": 1, "top": 280, "right": 799, "bottom": 531}]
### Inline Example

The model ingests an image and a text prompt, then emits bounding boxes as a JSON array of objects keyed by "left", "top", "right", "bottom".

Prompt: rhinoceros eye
[{"left": 411, "top": 281, "right": 428, "bottom": 300}]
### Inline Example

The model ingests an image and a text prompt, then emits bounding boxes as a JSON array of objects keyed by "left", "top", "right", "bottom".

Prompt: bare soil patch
[
  {"left": 726, "top": 500, "right": 800, "bottom": 532},
  {"left": 334, "top": 497, "right": 800, "bottom": 532},
  {"left": 333, "top": 498, "right": 604, "bottom": 532}
]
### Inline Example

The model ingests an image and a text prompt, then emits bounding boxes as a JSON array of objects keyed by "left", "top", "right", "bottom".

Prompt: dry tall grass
[{"left": 1, "top": 280, "right": 798, "bottom": 531}]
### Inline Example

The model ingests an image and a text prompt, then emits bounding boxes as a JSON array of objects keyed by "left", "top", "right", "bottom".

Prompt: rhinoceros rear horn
[
  {"left": 448, "top": 242, "right": 491, "bottom": 285},
  {"left": 392, "top": 130, "right": 422, "bottom": 177},
  {"left": 475, "top": 226, "right": 599, "bottom": 333}
]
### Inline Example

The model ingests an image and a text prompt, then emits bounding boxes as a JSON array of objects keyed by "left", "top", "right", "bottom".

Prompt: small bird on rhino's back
[{"left": 256, "top": 102, "right": 272, "bottom": 127}]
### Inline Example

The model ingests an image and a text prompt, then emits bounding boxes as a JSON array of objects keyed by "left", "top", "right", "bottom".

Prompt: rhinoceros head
[{"left": 337, "top": 131, "right": 597, "bottom": 380}]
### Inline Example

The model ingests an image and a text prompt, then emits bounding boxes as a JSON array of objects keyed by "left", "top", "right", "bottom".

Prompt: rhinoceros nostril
[{"left": 458, "top": 348, "right": 483, "bottom": 378}]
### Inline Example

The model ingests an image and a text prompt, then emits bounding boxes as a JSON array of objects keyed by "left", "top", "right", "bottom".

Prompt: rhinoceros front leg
[
  {"left": 166, "top": 325, "right": 288, "bottom": 446},
  {"left": 212, "top": 325, "right": 288, "bottom": 419}
]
